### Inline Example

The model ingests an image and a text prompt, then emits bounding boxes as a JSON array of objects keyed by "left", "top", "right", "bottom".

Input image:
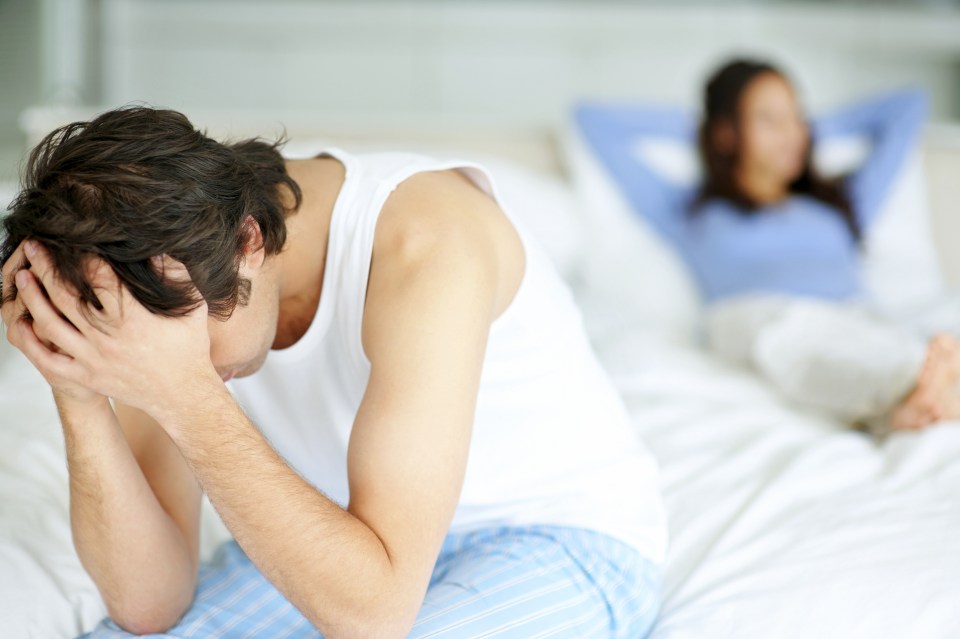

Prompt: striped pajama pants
[{"left": 78, "top": 525, "right": 661, "bottom": 639}]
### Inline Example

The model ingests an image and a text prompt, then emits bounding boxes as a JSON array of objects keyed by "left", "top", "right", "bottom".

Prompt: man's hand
[
  {"left": 2, "top": 239, "right": 100, "bottom": 406},
  {"left": 1, "top": 239, "right": 219, "bottom": 422}
]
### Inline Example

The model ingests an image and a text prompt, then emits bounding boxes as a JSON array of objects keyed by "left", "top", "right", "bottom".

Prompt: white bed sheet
[
  {"left": 1, "top": 338, "right": 103, "bottom": 637},
  {"left": 580, "top": 315, "right": 960, "bottom": 639},
  {"left": 4, "top": 312, "right": 959, "bottom": 638}
]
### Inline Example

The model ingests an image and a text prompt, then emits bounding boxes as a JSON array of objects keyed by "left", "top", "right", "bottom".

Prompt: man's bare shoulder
[
  {"left": 374, "top": 168, "right": 515, "bottom": 274},
  {"left": 364, "top": 167, "right": 526, "bottom": 339}
]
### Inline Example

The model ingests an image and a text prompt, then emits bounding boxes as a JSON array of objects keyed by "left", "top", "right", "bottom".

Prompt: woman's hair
[
  {"left": 692, "top": 58, "right": 860, "bottom": 242},
  {"left": 0, "top": 105, "right": 302, "bottom": 320}
]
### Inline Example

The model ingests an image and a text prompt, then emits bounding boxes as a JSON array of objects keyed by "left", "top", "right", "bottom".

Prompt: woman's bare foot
[{"left": 890, "top": 333, "right": 960, "bottom": 431}]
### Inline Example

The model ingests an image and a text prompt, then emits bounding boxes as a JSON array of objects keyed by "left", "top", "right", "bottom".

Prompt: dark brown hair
[
  {"left": 692, "top": 59, "right": 860, "bottom": 242},
  {"left": 0, "top": 105, "right": 302, "bottom": 320}
]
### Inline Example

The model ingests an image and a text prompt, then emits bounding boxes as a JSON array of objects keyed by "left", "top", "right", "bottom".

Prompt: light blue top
[{"left": 574, "top": 89, "right": 928, "bottom": 303}]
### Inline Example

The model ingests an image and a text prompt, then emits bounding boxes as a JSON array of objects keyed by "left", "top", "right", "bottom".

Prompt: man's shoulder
[{"left": 374, "top": 169, "right": 503, "bottom": 269}]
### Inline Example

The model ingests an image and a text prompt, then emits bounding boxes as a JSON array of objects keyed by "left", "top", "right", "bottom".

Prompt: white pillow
[
  {"left": 468, "top": 155, "right": 584, "bottom": 282},
  {"left": 281, "top": 139, "right": 584, "bottom": 281},
  {"left": 563, "top": 109, "right": 943, "bottom": 344},
  {"left": 560, "top": 124, "right": 703, "bottom": 345},
  {"left": 813, "top": 139, "right": 944, "bottom": 316}
]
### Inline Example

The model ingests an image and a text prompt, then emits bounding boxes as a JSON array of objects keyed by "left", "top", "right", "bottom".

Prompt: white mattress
[{"left": 2, "top": 169, "right": 959, "bottom": 638}]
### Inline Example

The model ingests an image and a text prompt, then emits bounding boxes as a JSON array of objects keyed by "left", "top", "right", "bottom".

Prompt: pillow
[
  {"left": 563, "top": 102, "right": 942, "bottom": 344},
  {"left": 468, "top": 154, "right": 584, "bottom": 282},
  {"left": 560, "top": 124, "right": 703, "bottom": 345},
  {"left": 813, "top": 139, "right": 944, "bottom": 317},
  {"left": 281, "top": 138, "right": 584, "bottom": 281}
]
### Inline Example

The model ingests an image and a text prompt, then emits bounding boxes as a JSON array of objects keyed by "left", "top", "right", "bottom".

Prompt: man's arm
[
  {"left": 8, "top": 175, "right": 506, "bottom": 638},
  {"left": 63, "top": 400, "right": 202, "bottom": 634},
  {"left": 155, "top": 207, "right": 499, "bottom": 639},
  {"left": 2, "top": 242, "right": 202, "bottom": 634}
]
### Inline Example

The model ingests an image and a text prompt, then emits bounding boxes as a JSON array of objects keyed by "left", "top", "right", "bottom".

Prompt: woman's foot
[{"left": 890, "top": 334, "right": 960, "bottom": 431}]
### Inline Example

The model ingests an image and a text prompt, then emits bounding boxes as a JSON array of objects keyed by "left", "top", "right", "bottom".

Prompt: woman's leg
[
  {"left": 77, "top": 526, "right": 661, "bottom": 639},
  {"left": 889, "top": 334, "right": 960, "bottom": 431},
  {"left": 870, "top": 293, "right": 960, "bottom": 431},
  {"left": 706, "top": 296, "right": 929, "bottom": 425}
]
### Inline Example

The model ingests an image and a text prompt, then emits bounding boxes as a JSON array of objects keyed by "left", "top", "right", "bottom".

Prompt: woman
[{"left": 576, "top": 58, "right": 958, "bottom": 434}]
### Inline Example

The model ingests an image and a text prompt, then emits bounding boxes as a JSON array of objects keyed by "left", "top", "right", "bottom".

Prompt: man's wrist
[
  {"left": 148, "top": 368, "right": 236, "bottom": 442},
  {"left": 53, "top": 392, "right": 120, "bottom": 450},
  {"left": 52, "top": 390, "right": 112, "bottom": 422}
]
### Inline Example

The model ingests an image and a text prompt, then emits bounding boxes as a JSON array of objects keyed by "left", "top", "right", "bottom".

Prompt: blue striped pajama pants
[{"left": 78, "top": 525, "right": 661, "bottom": 639}]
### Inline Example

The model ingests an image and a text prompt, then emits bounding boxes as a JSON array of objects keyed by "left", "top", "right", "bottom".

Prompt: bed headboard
[
  {"left": 12, "top": 106, "right": 960, "bottom": 290},
  {"left": 923, "top": 124, "right": 960, "bottom": 288}
]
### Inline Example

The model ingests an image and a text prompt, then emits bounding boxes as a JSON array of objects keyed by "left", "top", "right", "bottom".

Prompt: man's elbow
[
  {"left": 308, "top": 595, "right": 417, "bottom": 639},
  {"left": 109, "top": 613, "right": 178, "bottom": 636},
  {"left": 106, "top": 599, "right": 189, "bottom": 636},
  {"left": 321, "top": 617, "right": 413, "bottom": 639}
]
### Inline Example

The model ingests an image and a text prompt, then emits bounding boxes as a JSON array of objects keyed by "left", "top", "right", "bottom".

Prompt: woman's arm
[
  {"left": 813, "top": 88, "right": 929, "bottom": 230},
  {"left": 574, "top": 103, "right": 696, "bottom": 241}
]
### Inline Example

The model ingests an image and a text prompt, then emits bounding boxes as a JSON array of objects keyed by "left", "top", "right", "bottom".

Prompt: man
[{"left": 1, "top": 106, "right": 666, "bottom": 638}]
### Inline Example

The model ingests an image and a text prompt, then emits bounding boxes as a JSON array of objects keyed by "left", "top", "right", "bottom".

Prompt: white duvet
[{"left": 586, "top": 323, "right": 960, "bottom": 639}]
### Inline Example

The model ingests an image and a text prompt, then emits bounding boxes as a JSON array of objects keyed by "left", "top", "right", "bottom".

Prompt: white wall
[
  {"left": 0, "top": 1, "right": 41, "bottom": 184},
  {"left": 85, "top": 0, "right": 960, "bottom": 127}
]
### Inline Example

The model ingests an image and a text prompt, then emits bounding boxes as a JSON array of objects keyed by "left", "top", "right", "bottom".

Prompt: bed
[{"left": 2, "top": 114, "right": 959, "bottom": 638}]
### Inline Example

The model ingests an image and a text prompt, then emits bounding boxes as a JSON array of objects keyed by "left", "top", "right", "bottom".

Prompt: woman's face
[{"left": 736, "top": 72, "right": 810, "bottom": 184}]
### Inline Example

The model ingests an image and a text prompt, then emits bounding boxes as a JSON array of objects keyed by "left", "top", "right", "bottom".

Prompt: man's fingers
[
  {"left": 86, "top": 258, "right": 124, "bottom": 318},
  {"left": 152, "top": 253, "right": 191, "bottom": 277},
  {"left": 13, "top": 315, "right": 79, "bottom": 382},
  {"left": 1, "top": 240, "right": 28, "bottom": 313},
  {"left": 149, "top": 253, "right": 207, "bottom": 318},
  {"left": 0, "top": 282, "right": 28, "bottom": 331},
  {"left": 1, "top": 241, "right": 31, "bottom": 338},
  {"left": 21, "top": 240, "right": 94, "bottom": 332},
  {"left": 15, "top": 269, "right": 88, "bottom": 358}
]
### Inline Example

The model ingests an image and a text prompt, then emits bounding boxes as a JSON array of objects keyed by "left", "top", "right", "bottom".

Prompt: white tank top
[{"left": 227, "top": 148, "right": 667, "bottom": 563}]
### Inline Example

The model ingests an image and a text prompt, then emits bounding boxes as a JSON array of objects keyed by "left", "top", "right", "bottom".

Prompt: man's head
[{"left": 1, "top": 105, "right": 302, "bottom": 379}]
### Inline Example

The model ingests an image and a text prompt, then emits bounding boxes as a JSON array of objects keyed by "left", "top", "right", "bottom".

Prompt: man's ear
[{"left": 240, "top": 215, "right": 266, "bottom": 270}]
